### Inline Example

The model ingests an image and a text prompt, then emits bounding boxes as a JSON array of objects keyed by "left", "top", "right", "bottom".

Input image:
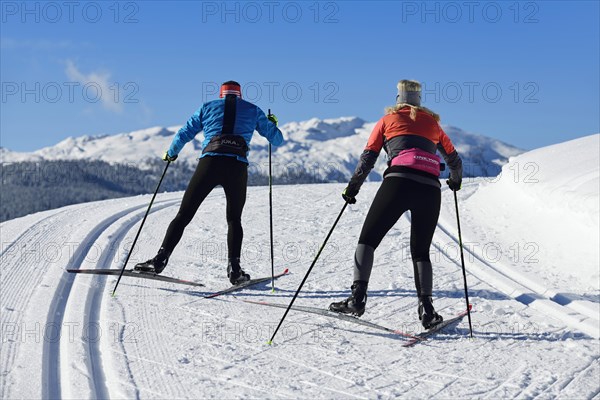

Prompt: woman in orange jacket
[{"left": 329, "top": 80, "right": 463, "bottom": 329}]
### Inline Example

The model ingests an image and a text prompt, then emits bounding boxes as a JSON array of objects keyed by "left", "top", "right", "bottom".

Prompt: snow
[
  {"left": 1, "top": 136, "right": 599, "bottom": 399},
  {"left": 462, "top": 134, "right": 599, "bottom": 298}
]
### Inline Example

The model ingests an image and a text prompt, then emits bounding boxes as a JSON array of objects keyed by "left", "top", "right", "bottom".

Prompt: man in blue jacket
[{"left": 135, "top": 81, "right": 284, "bottom": 284}]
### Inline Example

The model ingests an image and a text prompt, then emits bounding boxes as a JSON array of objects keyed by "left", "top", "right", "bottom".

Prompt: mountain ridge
[{"left": 1, "top": 116, "right": 523, "bottom": 180}]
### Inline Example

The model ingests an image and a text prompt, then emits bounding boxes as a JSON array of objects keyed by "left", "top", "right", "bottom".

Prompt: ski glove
[
  {"left": 446, "top": 178, "right": 461, "bottom": 191},
  {"left": 342, "top": 186, "right": 358, "bottom": 204},
  {"left": 162, "top": 151, "right": 178, "bottom": 162},
  {"left": 267, "top": 113, "right": 278, "bottom": 126}
]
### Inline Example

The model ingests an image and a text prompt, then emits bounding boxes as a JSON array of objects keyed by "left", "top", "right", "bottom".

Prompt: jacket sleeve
[
  {"left": 436, "top": 126, "right": 463, "bottom": 182},
  {"left": 169, "top": 106, "right": 204, "bottom": 156},
  {"left": 255, "top": 108, "right": 284, "bottom": 146},
  {"left": 347, "top": 119, "right": 385, "bottom": 191}
]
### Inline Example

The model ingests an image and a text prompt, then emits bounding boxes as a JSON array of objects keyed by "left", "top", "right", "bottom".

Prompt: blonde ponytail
[{"left": 385, "top": 103, "right": 441, "bottom": 122}]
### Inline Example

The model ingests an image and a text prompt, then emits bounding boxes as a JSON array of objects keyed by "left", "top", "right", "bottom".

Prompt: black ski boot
[
  {"left": 418, "top": 296, "right": 443, "bottom": 329},
  {"left": 227, "top": 258, "right": 250, "bottom": 285},
  {"left": 134, "top": 247, "right": 170, "bottom": 274},
  {"left": 329, "top": 281, "right": 368, "bottom": 317}
]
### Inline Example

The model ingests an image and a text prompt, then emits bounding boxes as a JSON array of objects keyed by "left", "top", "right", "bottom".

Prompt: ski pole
[
  {"left": 452, "top": 189, "right": 474, "bottom": 338},
  {"left": 268, "top": 109, "right": 275, "bottom": 292},
  {"left": 268, "top": 201, "right": 349, "bottom": 344},
  {"left": 112, "top": 161, "right": 171, "bottom": 296}
]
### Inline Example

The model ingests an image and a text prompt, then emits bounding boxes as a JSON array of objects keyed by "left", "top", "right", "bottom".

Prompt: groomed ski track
[{"left": 1, "top": 183, "right": 599, "bottom": 399}]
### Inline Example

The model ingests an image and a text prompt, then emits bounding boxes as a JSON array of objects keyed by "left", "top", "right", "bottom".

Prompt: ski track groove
[
  {"left": 1, "top": 209, "right": 73, "bottom": 317},
  {"left": 386, "top": 185, "right": 600, "bottom": 341},
  {"left": 0, "top": 208, "right": 72, "bottom": 258},
  {"left": 77, "top": 200, "right": 180, "bottom": 399},
  {"left": 86, "top": 193, "right": 225, "bottom": 398},
  {"left": 534, "top": 360, "right": 586, "bottom": 400},
  {"left": 116, "top": 202, "right": 224, "bottom": 398},
  {"left": 435, "top": 186, "right": 599, "bottom": 337},
  {"left": 537, "top": 375, "right": 569, "bottom": 399},
  {"left": 482, "top": 365, "right": 529, "bottom": 399},
  {"left": 555, "top": 357, "right": 600, "bottom": 399},
  {"left": 1, "top": 204, "right": 105, "bottom": 399},
  {"left": 111, "top": 299, "right": 142, "bottom": 400},
  {"left": 435, "top": 211, "right": 599, "bottom": 338},
  {"left": 428, "top": 379, "right": 456, "bottom": 399},
  {"left": 41, "top": 198, "right": 179, "bottom": 399}
]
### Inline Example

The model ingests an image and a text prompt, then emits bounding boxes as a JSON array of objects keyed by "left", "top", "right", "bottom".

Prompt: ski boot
[
  {"left": 134, "top": 247, "right": 170, "bottom": 274},
  {"left": 418, "top": 296, "right": 443, "bottom": 329},
  {"left": 329, "top": 280, "right": 368, "bottom": 317},
  {"left": 227, "top": 258, "right": 251, "bottom": 285}
]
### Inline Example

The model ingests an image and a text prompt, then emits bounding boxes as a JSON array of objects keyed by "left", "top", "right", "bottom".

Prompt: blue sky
[{"left": 1, "top": 1, "right": 599, "bottom": 152}]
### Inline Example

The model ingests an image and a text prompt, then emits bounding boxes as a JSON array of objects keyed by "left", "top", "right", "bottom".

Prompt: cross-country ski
[
  {"left": 66, "top": 268, "right": 205, "bottom": 288},
  {"left": 242, "top": 298, "right": 423, "bottom": 341},
  {"left": 205, "top": 269, "right": 290, "bottom": 298},
  {"left": 402, "top": 305, "right": 474, "bottom": 347}
]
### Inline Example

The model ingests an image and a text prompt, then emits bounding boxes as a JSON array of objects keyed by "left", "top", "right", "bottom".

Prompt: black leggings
[
  {"left": 161, "top": 156, "right": 248, "bottom": 259},
  {"left": 359, "top": 178, "right": 441, "bottom": 262}
]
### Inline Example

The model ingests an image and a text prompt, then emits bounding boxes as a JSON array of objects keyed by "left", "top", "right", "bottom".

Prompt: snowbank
[{"left": 464, "top": 134, "right": 600, "bottom": 292}]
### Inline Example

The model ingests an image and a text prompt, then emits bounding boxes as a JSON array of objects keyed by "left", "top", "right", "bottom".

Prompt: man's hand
[
  {"left": 267, "top": 113, "right": 278, "bottom": 126},
  {"left": 162, "top": 151, "right": 178, "bottom": 162}
]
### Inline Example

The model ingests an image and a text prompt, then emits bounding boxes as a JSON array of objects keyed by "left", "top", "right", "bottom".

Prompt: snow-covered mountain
[
  {"left": 1, "top": 135, "right": 598, "bottom": 399},
  {"left": 1, "top": 117, "right": 523, "bottom": 179},
  {"left": 0, "top": 117, "right": 525, "bottom": 221}
]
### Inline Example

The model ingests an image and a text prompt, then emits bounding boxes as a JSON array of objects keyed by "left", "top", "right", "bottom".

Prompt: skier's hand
[
  {"left": 162, "top": 151, "right": 178, "bottom": 162},
  {"left": 267, "top": 113, "right": 278, "bottom": 126},
  {"left": 446, "top": 178, "right": 461, "bottom": 191},
  {"left": 342, "top": 186, "right": 358, "bottom": 204}
]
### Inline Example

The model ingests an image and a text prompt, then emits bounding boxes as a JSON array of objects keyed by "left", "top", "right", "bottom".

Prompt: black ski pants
[
  {"left": 357, "top": 177, "right": 441, "bottom": 276},
  {"left": 161, "top": 156, "right": 247, "bottom": 259}
]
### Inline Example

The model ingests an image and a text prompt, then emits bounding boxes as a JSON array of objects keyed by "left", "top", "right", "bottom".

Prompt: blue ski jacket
[{"left": 167, "top": 98, "right": 284, "bottom": 163}]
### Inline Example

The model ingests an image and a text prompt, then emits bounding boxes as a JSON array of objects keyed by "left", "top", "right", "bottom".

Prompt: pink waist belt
[{"left": 391, "top": 148, "right": 441, "bottom": 176}]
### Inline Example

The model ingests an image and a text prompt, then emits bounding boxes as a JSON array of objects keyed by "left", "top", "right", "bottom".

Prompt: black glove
[
  {"left": 446, "top": 178, "right": 461, "bottom": 191},
  {"left": 342, "top": 186, "right": 358, "bottom": 204},
  {"left": 162, "top": 151, "right": 178, "bottom": 162}
]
